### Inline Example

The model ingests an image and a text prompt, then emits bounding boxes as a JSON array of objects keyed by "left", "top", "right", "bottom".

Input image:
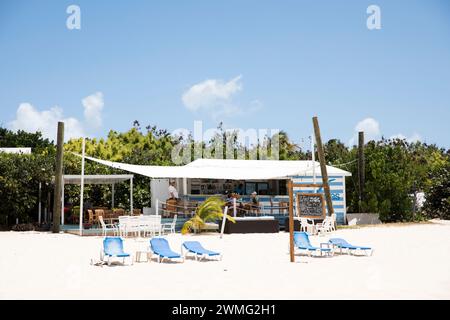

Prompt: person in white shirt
[{"left": 168, "top": 181, "right": 179, "bottom": 200}]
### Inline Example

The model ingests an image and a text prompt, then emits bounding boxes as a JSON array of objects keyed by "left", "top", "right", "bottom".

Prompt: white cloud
[
  {"left": 390, "top": 133, "right": 422, "bottom": 143},
  {"left": 349, "top": 117, "right": 423, "bottom": 145},
  {"left": 349, "top": 117, "right": 381, "bottom": 146},
  {"left": 182, "top": 75, "right": 243, "bottom": 119},
  {"left": 389, "top": 133, "right": 407, "bottom": 141},
  {"left": 9, "top": 103, "right": 85, "bottom": 142},
  {"left": 409, "top": 133, "right": 422, "bottom": 142},
  {"left": 355, "top": 118, "right": 381, "bottom": 139},
  {"left": 248, "top": 99, "right": 263, "bottom": 113},
  {"left": 82, "top": 92, "right": 104, "bottom": 128},
  {"left": 8, "top": 92, "right": 104, "bottom": 142}
]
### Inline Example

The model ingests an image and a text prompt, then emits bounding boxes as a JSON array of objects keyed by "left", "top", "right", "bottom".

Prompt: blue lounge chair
[
  {"left": 102, "top": 237, "right": 132, "bottom": 266},
  {"left": 328, "top": 238, "right": 373, "bottom": 256},
  {"left": 150, "top": 238, "right": 184, "bottom": 263},
  {"left": 293, "top": 231, "right": 333, "bottom": 257},
  {"left": 182, "top": 241, "right": 222, "bottom": 261}
]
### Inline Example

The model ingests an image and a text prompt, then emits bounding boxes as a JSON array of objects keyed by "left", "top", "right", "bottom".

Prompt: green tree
[
  {"left": 423, "top": 159, "right": 450, "bottom": 219},
  {"left": 0, "top": 153, "right": 53, "bottom": 224},
  {"left": 0, "top": 127, "right": 55, "bottom": 225}
]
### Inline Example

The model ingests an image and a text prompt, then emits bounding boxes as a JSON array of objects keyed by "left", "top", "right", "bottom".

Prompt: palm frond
[{"left": 181, "top": 196, "right": 228, "bottom": 234}]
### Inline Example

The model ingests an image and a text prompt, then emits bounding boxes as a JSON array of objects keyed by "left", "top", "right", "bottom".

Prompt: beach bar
[{"left": 81, "top": 156, "right": 351, "bottom": 230}]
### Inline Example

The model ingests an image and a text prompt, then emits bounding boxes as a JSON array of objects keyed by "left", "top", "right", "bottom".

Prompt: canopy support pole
[
  {"left": 61, "top": 180, "right": 65, "bottom": 226},
  {"left": 130, "top": 177, "right": 134, "bottom": 214},
  {"left": 183, "top": 178, "right": 187, "bottom": 197},
  {"left": 79, "top": 138, "right": 85, "bottom": 236},
  {"left": 38, "top": 182, "right": 42, "bottom": 224},
  {"left": 112, "top": 184, "right": 115, "bottom": 209}
]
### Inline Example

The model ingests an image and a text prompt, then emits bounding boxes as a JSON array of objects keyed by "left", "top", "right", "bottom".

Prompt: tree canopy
[{"left": 0, "top": 123, "right": 449, "bottom": 225}]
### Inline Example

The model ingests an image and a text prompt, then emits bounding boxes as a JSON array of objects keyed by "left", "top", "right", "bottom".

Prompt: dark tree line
[{"left": 1, "top": 125, "right": 449, "bottom": 226}]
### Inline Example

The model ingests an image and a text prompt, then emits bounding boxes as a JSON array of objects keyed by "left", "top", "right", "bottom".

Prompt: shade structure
[
  {"left": 63, "top": 174, "right": 134, "bottom": 185},
  {"left": 60, "top": 174, "right": 134, "bottom": 227},
  {"left": 78, "top": 155, "right": 351, "bottom": 180}
]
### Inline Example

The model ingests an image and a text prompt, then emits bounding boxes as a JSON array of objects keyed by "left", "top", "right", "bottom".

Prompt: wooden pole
[
  {"left": 52, "top": 122, "right": 64, "bottom": 233},
  {"left": 358, "top": 131, "right": 365, "bottom": 212},
  {"left": 312, "top": 117, "right": 334, "bottom": 217},
  {"left": 288, "top": 179, "right": 295, "bottom": 262}
]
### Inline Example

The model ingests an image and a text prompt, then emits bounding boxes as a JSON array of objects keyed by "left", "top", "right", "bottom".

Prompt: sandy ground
[{"left": 0, "top": 221, "right": 449, "bottom": 300}]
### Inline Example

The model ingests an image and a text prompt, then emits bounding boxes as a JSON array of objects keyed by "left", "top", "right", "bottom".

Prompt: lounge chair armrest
[{"left": 320, "top": 243, "right": 332, "bottom": 249}]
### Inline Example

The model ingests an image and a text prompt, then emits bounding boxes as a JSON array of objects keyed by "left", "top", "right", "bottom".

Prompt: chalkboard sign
[{"left": 296, "top": 193, "right": 326, "bottom": 218}]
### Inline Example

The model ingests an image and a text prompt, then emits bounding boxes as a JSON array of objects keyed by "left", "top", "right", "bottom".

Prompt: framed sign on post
[{"left": 296, "top": 193, "right": 326, "bottom": 219}]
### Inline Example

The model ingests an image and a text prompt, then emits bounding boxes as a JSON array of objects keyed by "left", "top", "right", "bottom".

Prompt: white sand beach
[{"left": 1, "top": 220, "right": 449, "bottom": 300}]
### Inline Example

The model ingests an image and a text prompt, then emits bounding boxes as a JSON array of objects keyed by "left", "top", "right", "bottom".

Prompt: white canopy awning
[
  {"left": 79, "top": 155, "right": 351, "bottom": 180},
  {"left": 63, "top": 174, "right": 134, "bottom": 185}
]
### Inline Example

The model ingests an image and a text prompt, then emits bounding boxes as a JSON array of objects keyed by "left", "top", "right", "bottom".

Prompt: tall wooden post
[
  {"left": 288, "top": 179, "right": 295, "bottom": 262},
  {"left": 358, "top": 131, "right": 365, "bottom": 212},
  {"left": 312, "top": 117, "right": 334, "bottom": 217},
  {"left": 52, "top": 122, "right": 64, "bottom": 233}
]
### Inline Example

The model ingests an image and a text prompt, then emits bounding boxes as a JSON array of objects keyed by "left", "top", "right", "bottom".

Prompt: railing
[{"left": 155, "top": 198, "right": 290, "bottom": 218}]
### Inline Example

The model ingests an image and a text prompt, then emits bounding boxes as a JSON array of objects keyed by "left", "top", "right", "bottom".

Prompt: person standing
[
  {"left": 250, "top": 191, "right": 260, "bottom": 215},
  {"left": 168, "top": 181, "right": 179, "bottom": 200},
  {"left": 166, "top": 181, "right": 179, "bottom": 218},
  {"left": 234, "top": 183, "right": 244, "bottom": 195}
]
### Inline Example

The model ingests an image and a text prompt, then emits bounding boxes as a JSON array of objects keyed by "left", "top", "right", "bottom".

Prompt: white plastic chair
[
  {"left": 316, "top": 217, "right": 334, "bottom": 236},
  {"left": 127, "top": 216, "right": 142, "bottom": 237},
  {"left": 99, "top": 215, "right": 118, "bottom": 237},
  {"left": 119, "top": 216, "right": 141, "bottom": 237},
  {"left": 300, "top": 217, "right": 316, "bottom": 235},
  {"left": 141, "top": 215, "right": 162, "bottom": 237},
  {"left": 162, "top": 215, "right": 177, "bottom": 235},
  {"left": 151, "top": 215, "right": 162, "bottom": 236},
  {"left": 330, "top": 213, "right": 337, "bottom": 231},
  {"left": 118, "top": 216, "right": 134, "bottom": 237}
]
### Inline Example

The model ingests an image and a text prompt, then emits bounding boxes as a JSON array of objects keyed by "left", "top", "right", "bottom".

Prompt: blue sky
[{"left": 0, "top": 0, "right": 449, "bottom": 148}]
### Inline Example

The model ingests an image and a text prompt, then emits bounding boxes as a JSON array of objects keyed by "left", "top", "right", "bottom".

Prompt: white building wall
[
  {"left": 292, "top": 175, "right": 347, "bottom": 224},
  {"left": 150, "top": 178, "right": 169, "bottom": 214},
  {"left": 0, "top": 148, "right": 32, "bottom": 154}
]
